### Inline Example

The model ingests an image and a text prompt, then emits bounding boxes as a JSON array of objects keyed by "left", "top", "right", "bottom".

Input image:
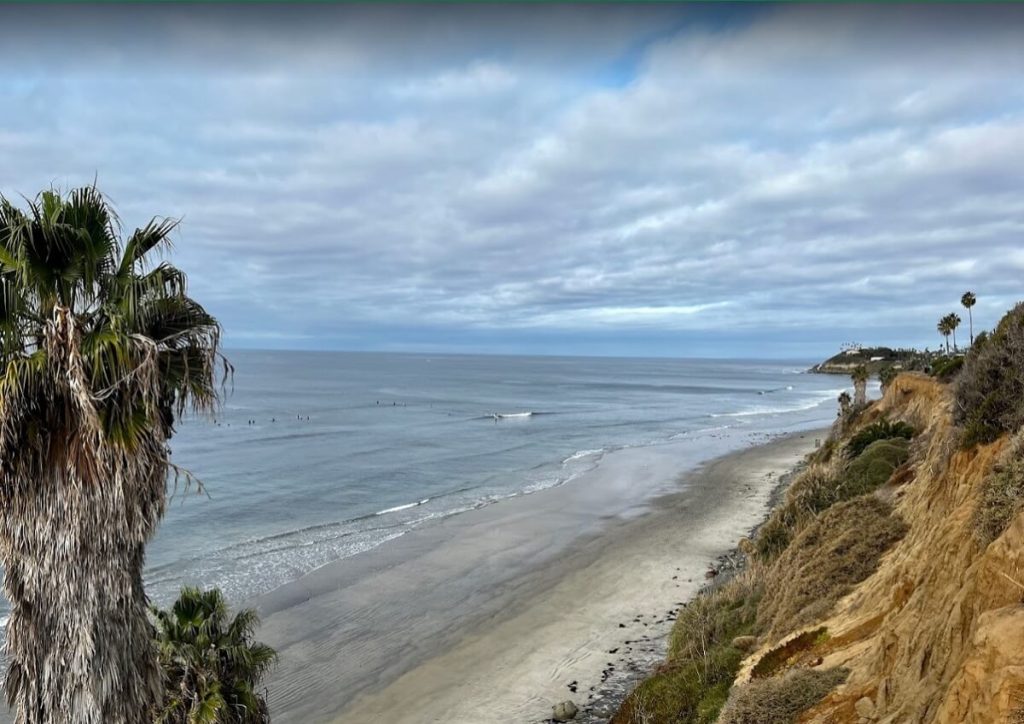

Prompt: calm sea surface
[{"left": 2, "top": 351, "right": 848, "bottom": 620}]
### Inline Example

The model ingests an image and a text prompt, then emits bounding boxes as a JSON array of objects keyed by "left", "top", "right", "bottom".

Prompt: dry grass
[
  {"left": 757, "top": 495, "right": 907, "bottom": 637},
  {"left": 717, "top": 667, "right": 849, "bottom": 724},
  {"left": 754, "top": 438, "right": 908, "bottom": 563},
  {"left": 754, "top": 461, "right": 843, "bottom": 560},
  {"left": 973, "top": 433, "right": 1024, "bottom": 546}
]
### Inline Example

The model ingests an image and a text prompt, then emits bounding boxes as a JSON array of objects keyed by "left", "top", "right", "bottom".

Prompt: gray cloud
[{"left": 1, "top": 4, "right": 1022, "bottom": 357}]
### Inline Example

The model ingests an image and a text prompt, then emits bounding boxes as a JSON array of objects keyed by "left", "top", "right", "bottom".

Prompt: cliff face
[{"left": 780, "top": 374, "right": 1024, "bottom": 723}]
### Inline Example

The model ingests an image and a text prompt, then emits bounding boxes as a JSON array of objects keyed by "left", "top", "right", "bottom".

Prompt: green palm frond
[{"left": 152, "top": 587, "right": 276, "bottom": 723}]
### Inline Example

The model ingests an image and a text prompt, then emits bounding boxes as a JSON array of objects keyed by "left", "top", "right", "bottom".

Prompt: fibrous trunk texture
[
  {"left": 854, "top": 379, "right": 867, "bottom": 407},
  {"left": 0, "top": 309, "right": 166, "bottom": 723}
]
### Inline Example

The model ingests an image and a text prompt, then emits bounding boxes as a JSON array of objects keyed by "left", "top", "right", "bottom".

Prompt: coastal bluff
[
  {"left": 616, "top": 372, "right": 1024, "bottom": 723},
  {"left": 791, "top": 374, "right": 1024, "bottom": 722}
]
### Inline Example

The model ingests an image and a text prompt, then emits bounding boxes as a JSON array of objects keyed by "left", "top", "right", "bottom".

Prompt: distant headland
[{"left": 810, "top": 344, "right": 939, "bottom": 375}]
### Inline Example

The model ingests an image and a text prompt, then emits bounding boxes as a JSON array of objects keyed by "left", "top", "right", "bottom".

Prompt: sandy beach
[{"left": 255, "top": 428, "right": 824, "bottom": 724}]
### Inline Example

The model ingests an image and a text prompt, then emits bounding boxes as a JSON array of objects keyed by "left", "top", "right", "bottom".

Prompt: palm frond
[{"left": 0, "top": 186, "right": 227, "bottom": 723}]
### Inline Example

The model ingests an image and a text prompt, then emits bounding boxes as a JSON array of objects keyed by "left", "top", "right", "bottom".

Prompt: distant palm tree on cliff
[
  {"left": 851, "top": 364, "right": 869, "bottom": 406},
  {"left": 947, "top": 312, "right": 962, "bottom": 352},
  {"left": 937, "top": 316, "right": 952, "bottom": 353},
  {"left": 0, "top": 187, "right": 226, "bottom": 723},
  {"left": 152, "top": 587, "right": 276, "bottom": 723},
  {"left": 961, "top": 291, "right": 976, "bottom": 345}
]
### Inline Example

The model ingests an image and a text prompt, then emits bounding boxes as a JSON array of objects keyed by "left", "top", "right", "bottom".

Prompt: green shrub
[
  {"left": 930, "top": 355, "right": 964, "bottom": 381},
  {"left": 955, "top": 302, "right": 1024, "bottom": 447},
  {"left": 973, "top": 436, "right": 1024, "bottom": 546},
  {"left": 839, "top": 438, "right": 910, "bottom": 498},
  {"left": 718, "top": 668, "right": 849, "bottom": 724},
  {"left": 614, "top": 579, "right": 759, "bottom": 724},
  {"left": 757, "top": 496, "right": 907, "bottom": 636},
  {"left": 755, "top": 439, "right": 908, "bottom": 565},
  {"left": 846, "top": 420, "right": 915, "bottom": 459},
  {"left": 878, "top": 365, "right": 899, "bottom": 391}
]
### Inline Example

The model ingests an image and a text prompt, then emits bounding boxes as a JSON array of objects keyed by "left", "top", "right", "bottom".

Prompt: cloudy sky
[{"left": 2, "top": 4, "right": 1023, "bottom": 359}]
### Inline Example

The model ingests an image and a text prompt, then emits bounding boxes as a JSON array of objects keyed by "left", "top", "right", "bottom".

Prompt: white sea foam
[
  {"left": 561, "top": 448, "right": 604, "bottom": 464},
  {"left": 710, "top": 389, "right": 844, "bottom": 418},
  {"left": 375, "top": 498, "right": 430, "bottom": 516}
]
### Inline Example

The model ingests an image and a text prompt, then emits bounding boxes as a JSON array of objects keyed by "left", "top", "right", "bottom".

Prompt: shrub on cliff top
[
  {"left": 846, "top": 419, "right": 915, "bottom": 459},
  {"left": 878, "top": 365, "right": 899, "bottom": 391},
  {"left": 955, "top": 302, "right": 1024, "bottom": 448},
  {"left": 757, "top": 496, "right": 907, "bottom": 636},
  {"left": 930, "top": 355, "right": 964, "bottom": 381},
  {"left": 840, "top": 438, "right": 910, "bottom": 497},
  {"left": 717, "top": 667, "right": 849, "bottom": 724}
]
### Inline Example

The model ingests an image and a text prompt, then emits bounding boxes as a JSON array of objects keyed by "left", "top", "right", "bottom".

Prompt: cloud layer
[{"left": 2, "top": 4, "right": 1022, "bottom": 357}]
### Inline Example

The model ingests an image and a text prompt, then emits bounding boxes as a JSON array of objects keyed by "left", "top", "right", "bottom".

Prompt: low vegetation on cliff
[
  {"left": 954, "top": 302, "right": 1024, "bottom": 447},
  {"left": 612, "top": 577, "right": 760, "bottom": 724},
  {"left": 717, "top": 667, "right": 848, "bottom": 724},
  {"left": 618, "top": 298, "right": 1024, "bottom": 724},
  {"left": 616, "top": 418, "right": 912, "bottom": 723}
]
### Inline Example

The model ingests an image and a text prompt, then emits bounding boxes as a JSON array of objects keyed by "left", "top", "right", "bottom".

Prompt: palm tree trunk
[
  {"left": 1, "top": 468, "right": 164, "bottom": 724},
  {"left": 952, "top": 328, "right": 957, "bottom": 352},
  {"left": 0, "top": 309, "right": 164, "bottom": 724},
  {"left": 854, "top": 380, "right": 866, "bottom": 407},
  {"left": 969, "top": 308, "right": 974, "bottom": 345}
]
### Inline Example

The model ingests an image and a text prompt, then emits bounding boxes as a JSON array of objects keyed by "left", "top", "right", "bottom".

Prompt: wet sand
[{"left": 256, "top": 428, "right": 823, "bottom": 723}]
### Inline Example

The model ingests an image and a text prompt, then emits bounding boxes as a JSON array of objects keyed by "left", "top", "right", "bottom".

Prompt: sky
[{"left": 2, "top": 3, "right": 1023, "bottom": 360}]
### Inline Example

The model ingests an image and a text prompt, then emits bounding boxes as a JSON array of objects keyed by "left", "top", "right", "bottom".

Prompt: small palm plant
[
  {"left": 851, "top": 364, "right": 869, "bottom": 407},
  {"left": 152, "top": 587, "right": 277, "bottom": 724},
  {"left": 0, "top": 186, "right": 226, "bottom": 722}
]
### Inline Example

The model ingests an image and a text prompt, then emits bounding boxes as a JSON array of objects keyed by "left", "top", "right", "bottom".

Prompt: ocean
[{"left": 2, "top": 351, "right": 848, "bottom": 622}]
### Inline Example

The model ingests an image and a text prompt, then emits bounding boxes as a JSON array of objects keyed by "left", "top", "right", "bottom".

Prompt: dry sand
[{"left": 258, "top": 429, "right": 823, "bottom": 723}]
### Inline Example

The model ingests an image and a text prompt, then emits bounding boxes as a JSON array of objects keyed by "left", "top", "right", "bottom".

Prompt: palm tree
[
  {"left": 851, "top": 364, "right": 869, "bottom": 407},
  {"left": 0, "top": 187, "right": 226, "bottom": 723},
  {"left": 947, "top": 312, "right": 962, "bottom": 352},
  {"left": 151, "top": 587, "right": 276, "bottom": 723},
  {"left": 937, "top": 316, "right": 952, "bottom": 353},
  {"left": 837, "top": 390, "right": 852, "bottom": 416},
  {"left": 961, "top": 291, "right": 976, "bottom": 346}
]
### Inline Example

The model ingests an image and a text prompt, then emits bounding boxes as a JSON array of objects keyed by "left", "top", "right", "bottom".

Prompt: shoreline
[{"left": 257, "top": 427, "right": 825, "bottom": 724}]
